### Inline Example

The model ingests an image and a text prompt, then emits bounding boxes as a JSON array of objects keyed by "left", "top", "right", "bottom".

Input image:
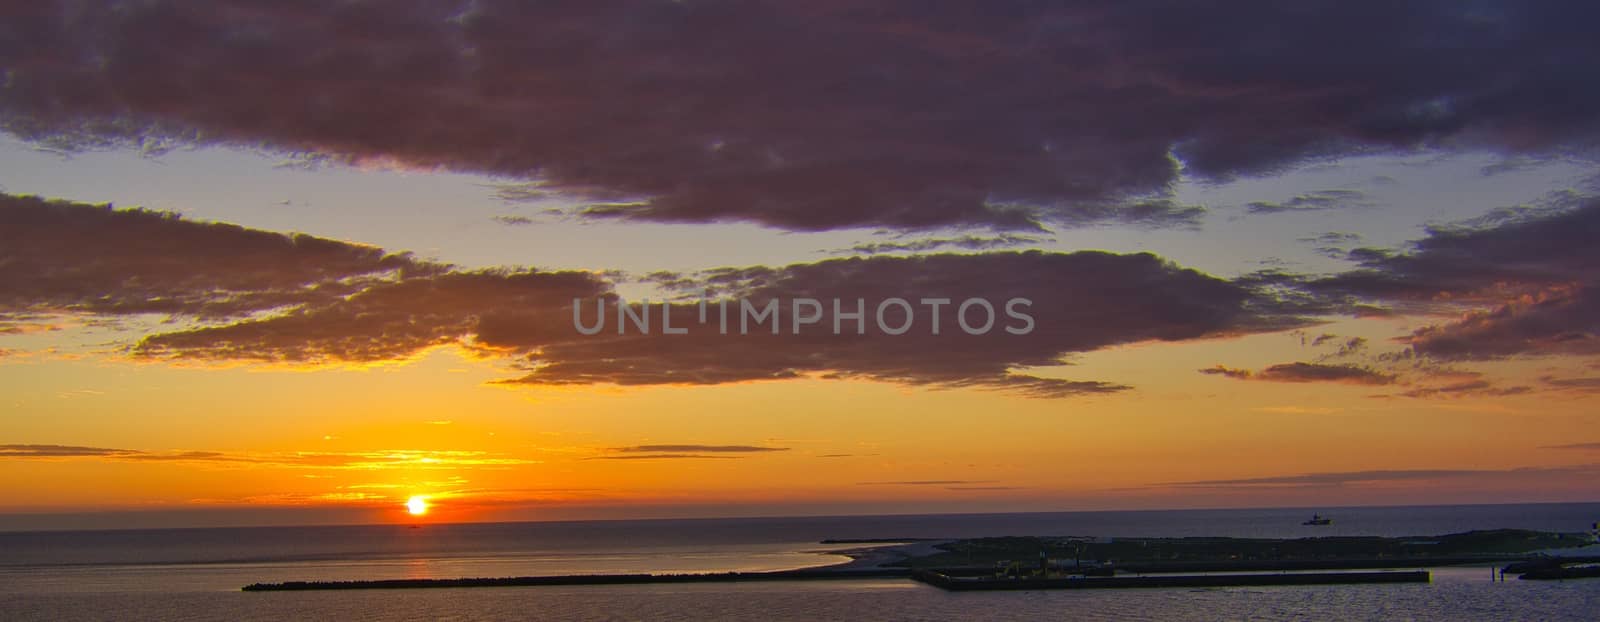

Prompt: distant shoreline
[
  {"left": 242, "top": 528, "right": 1600, "bottom": 592},
  {"left": 812, "top": 539, "right": 954, "bottom": 571},
  {"left": 10, "top": 500, "right": 1597, "bottom": 534}
]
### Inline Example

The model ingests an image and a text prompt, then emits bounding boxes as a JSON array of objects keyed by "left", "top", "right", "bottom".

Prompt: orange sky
[{"left": 4, "top": 310, "right": 1597, "bottom": 529}]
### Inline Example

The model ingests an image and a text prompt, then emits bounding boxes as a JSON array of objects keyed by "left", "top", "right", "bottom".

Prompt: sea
[{"left": 3, "top": 503, "right": 1599, "bottom": 621}]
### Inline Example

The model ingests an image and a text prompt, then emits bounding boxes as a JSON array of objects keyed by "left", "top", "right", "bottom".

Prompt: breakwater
[
  {"left": 242, "top": 568, "right": 909, "bottom": 591},
  {"left": 911, "top": 569, "right": 1431, "bottom": 591}
]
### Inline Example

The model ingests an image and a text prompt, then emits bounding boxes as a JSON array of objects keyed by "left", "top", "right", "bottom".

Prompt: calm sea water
[{"left": 3, "top": 503, "right": 1598, "bottom": 620}]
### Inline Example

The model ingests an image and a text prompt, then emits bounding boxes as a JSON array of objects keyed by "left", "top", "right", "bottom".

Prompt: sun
[{"left": 405, "top": 495, "right": 429, "bottom": 516}]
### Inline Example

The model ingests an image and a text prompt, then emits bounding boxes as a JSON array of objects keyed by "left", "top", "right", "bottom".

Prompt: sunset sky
[{"left": 3, "top": 1, "right": 1599, "bottom": 530}]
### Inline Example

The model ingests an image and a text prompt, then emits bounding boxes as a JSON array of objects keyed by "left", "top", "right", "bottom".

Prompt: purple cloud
[{"left": 6, "top": 2, "right": 1600, "bottom": 231}]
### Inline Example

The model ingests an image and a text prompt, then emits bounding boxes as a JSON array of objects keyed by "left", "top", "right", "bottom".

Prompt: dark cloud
[
  {"left": 1314, "top": 199, "right": 1600, "bottom": 303},
  {"left": 612, "top": 445, "right": 788, "bottom": 453},
  {"left": 5, "top": 193, "right": 1312, "bottom": 397},
  {"left": 1296, "top": 332, "right": 1368, "bottom": 357},
  {"left": 1208, "top": 358, "right": 1536, "bottom": 398},
  {"left": 1247, "top": 190, "right": 1370, "bottom": 215},
  {"left": 1300, "top": 232, "right": 1364, "bottom": 246},
  {"left": 135, "top": 268, "right": 611, "bottom": 364},
  {"left": 857, "top": 480, "right": 998, "bottom": 486},
  {"left": 1302, "top": 231, "right": 1365, "bottom": 258},
  {"left": 1045, "top": 199, "right": 1208, "bottom": 230},
  {"left": 1165, "top": 465, "right": 1600, "bottom": 488},
  {"left": 491, "top": 251, "right": 1311, "bottom": 396},
  {"left": 1199, "top": 362, "right": 1394, "bottom": 385},
  {"left": 1198, "top": 365, "right": 1254, "bottom": 380},
  {"left": 834, "top": 234, "right": 1048, "bottom": 256},
  {"left": 491, "top": 215, "right": 534, "bottom": 226},
  {"left": 0, "top": 193, "right": 427, "bottom": 320},
  {"left": 1544, "top": 442, "right": 1600, "bottom": 450},
  {"left": 0, "top": 193, "right": 602, "bottom": 367},
  {"left": 1311, "top": 197, "right": 1600, "bottom": 361},
  {"left": 1541, "top": 376, "right": 1600, "bottom": 392},
  {"left": 586, "top": 454, "right": 741, "bottom": 460},
  {"left": 1405, "top": 288, "right": 1600, "bottom": 360},
  {"left": 488, "top": 183, "right": 565, "bottom": 204},
  {"left": 0, "top": 444, "right": 538, "bottom": 468},
  {"left": 0, "top": 314, "right": 62, "bottom": 336},
  {"left": 1395, "top": 379, "right": 1532, "bottom": 399},
  {"left": 120, "top": 450, "right": 233, "bottom": 462},
  {"left": 1258, "top": 362, "right": 1393, "bottom": 385},
  {"left": 1336, "top": 337, "right": 1368, "bottom": 357},
  {"left": 1480, "top": 156, "right": 1555, "bottom": 177},
  {"left": 6, "top": 2, "right": 1600, "bottom": 231},
  {"left": 0, "top": 444, "right": 260, "bottom": 461},
  {"left": 1230, "top": 269, "right": 1358, "bottom": 319},
  {"left": 0, "top": 444, "right": 134, "bottom": 458}
]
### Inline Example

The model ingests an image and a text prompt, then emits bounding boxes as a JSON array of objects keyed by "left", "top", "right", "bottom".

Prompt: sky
[{"left": 2, "top": 0, "right": 1599, "bottom": 530}]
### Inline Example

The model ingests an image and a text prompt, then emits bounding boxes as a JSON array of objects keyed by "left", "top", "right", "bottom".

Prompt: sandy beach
[{"left": 815, "top": 540, "right": 953, "bottom": 571}]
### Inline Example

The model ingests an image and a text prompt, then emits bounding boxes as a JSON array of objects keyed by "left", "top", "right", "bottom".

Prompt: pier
[{"left": 242, "top": 568, "right": 909, "bottom": 591}]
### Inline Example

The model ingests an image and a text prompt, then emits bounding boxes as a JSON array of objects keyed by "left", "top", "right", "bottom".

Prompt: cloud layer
[
  {"left": 1315, "top": 197, "right": 1600, "bottom": 360},
  {"left": 0, "top": 194, "right": 425, "bottom": 320},
  {"left": 15, "top": 189, "right": 1600, "bottom": 398},
  {"left": 1164, "top": 465, "right": 1600, "bottom": 488},
  {"left": 1200, "top": 362, "right": 1395, "bottom": 385},
  {"left": 611, "top": 445, "right": 788, "bottom": 453},
  {"left": 0, "top": 444, "right": 538, "bottom": 468},
  {"left": 1247, "top": 190, "right": 1370, "bottom": 215},
  {"left": 5, "top": 1, "right": 1600, "bottom": 231},
  {"left": 4, "top": 195, "right": 1315, "bottom": 397},
  {"left": 493, "top": 251, "right": 1310, "bottom": 395}
]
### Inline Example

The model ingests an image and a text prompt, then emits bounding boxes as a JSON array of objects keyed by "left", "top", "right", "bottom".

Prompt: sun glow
[{"left": 405, "top": 495, "right": 429, "bottom": 516}]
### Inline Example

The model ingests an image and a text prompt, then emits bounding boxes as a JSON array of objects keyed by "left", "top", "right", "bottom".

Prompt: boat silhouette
[{"left": 1302, "top": 514, "right": 1332, "bottom": 526}]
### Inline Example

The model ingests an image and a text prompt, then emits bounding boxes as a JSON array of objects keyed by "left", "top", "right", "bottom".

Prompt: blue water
[{"left": 2, "top": 503, "right": 1598, "bottom": 620}]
